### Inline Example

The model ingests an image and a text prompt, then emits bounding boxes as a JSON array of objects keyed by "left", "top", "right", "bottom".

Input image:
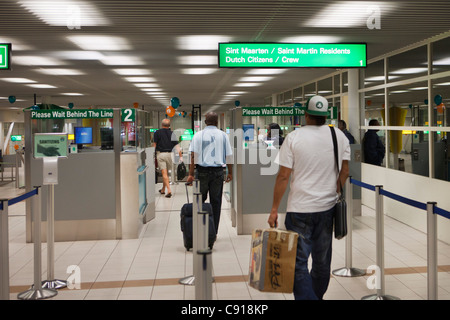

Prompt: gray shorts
[{"left": 156, "top": 152, "right": 173, "bottom": 170}]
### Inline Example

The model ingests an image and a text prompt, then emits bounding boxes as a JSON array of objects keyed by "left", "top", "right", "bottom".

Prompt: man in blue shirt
[{"left": 187, "top": 112, "right": 233, "bottom": 234}]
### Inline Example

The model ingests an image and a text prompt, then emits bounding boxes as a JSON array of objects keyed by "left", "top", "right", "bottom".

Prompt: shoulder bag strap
[{"left": 330, "top": 126, "right": 344, "bottom": 196}]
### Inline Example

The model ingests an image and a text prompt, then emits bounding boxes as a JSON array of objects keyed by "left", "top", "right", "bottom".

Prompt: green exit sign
[
  {"left": 218, "top": 43, "right": 367, "bottom": 68},
  {"left": 0, "top": 44, "right": 11, "bottom": 70}
]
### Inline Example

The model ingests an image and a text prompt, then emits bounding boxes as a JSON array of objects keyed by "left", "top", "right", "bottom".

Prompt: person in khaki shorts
[{"left": 153, "top": 119, "right": 183, "bottom": 198}]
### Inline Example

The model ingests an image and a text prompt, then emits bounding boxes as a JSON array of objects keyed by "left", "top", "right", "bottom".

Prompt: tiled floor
[{"left": 2, "top": 179, "right": 450, "bottom": 300}]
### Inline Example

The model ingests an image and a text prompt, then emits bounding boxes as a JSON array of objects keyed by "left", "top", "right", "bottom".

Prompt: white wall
[{"left": 361, "top": 163, "right": 450, "bottom": 244}]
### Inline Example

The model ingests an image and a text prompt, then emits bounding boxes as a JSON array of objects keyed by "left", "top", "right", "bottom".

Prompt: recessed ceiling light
[
  {"left": 113, "top": 69, "right": 152, "bottom": 76},
  {"left": 181, "top": 68, "right": 217, "bottom": 75},
  {"left": 238, "top": 76, "right": 274, "bottom": 82},
  {"left": 1, "top": 78, "right": 36, "bottom": 83},
  {"left": 100, "top": 56, "right": 145, "bottom": 66},
  {"left": 141, "top": 88, "right": 163, "bottom": 92},
  {"left": 53, "top": 51, "right": 104, "bottom": 60},
  {"left": 281, "top": 36, "right": 342, "bottom": 43},
  {"left": 177, "top": 55, "right": 217, "bottom": 65},
  {"left": 124, "top": 77, "right": 156, "bottom": 82},
  {"left": 434, "top": 57, "right": 450, "bottom": 65},
  {"left": 18, "top": 0, "right": 110, "bottom": 27},
  {"left": 304, "top": 1, "right": 397, "bottom": 28},
  {"left": 35, "top": 68, "right": 85, "bottom": 75},
  {"left": 226, "top": 91, "right": 247, "bottom": 95},
  {"left": 134, "top": 83, "right": 160, "bottom": 88},
  {"left": 61, "top": 93, "right": 84, "bottom": 96},
  {"left": 246, "top": 69, "right": 287, "bottom": 75},
  {"left": 14, "top": 56, "right": 65, "bottom": 66},
  {"left": 27, "top": 84, "right": 57, "bottom": 89},
  {"left": 234, "top": 83, "right": 263, "bottom": 87},
  {"left": 177, "top": 35, "right": 232, "bottom": 50},
  {"left": 390, "top": 67, "right": 428, "bottom": 74},
  {"left": 67, "top": 35, "right": 131, "bottom": 51}
]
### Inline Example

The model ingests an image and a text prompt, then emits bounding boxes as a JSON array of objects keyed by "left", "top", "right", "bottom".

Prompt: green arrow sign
[
  {"left": 0, "top": 43, "right": 11, "bottom": 70},
  {"left": 219, "top": 43, "right": 367, "bottom": 68}
]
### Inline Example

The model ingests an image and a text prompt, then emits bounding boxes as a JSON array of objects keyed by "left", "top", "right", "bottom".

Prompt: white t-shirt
[
  {"left": 189, "top": 126, "right": 233, "bottom": 167},
  {"left": 276, "top": 125, "right": 351, "bottom": 213}
]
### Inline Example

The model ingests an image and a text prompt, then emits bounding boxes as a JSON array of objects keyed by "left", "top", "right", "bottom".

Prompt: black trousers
[{"left": 196, "top": 166, "right": 225, "bottom": 234}]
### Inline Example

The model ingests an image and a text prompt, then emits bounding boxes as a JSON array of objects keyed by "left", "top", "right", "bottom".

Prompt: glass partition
[{"left": 388, "top": 45, "right": 428, "bottom": 82}]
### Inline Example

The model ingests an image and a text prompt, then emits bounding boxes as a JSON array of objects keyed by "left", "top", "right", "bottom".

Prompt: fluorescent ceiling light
[
  {"left": 53, "top": 51, "right": 104, "bottom": 60},
  {"left": 304, "top": 1, "right": 396, "bottom": 28},
  {"left": 390, "top": 67, "right": 428, "bottom": 74},
  {"left": 433, "top": 57, "right": 450, "bottom": 65},
  {"left": 100, "top": 56, "right": 145, "bottom": 66},
  {"left": 246, "top": 69, "right": 287, "bottom": 75},
  {"left": 390, "top": 90, "right": 409, "bottom": 94},
  {"left": 281, "top": 36, "right": 342, "bottom": 43},
  {"left": 234, "top": 83, "right": 263, "bottom": 87},
  {"left": 134, "top": 83, "right": 160, "bottom": 88},
  {"left": 124, "top": 77, "right": 156, "bottom": 82},
  {"left": 177, "top": 55, "right": 217, "bottom": 65},
  {"left": 365, "top": 75, "right": 399, "bottom": 81},
  {"left": 238, "top": 76, "right": 274, "bottom": 82},
  {"left": 177, "top": 35, "right": 232, "bottom": 50},
  {"left": 113, "top": 69, "right": 151, "bottom": 76},
  {"left": 61, "top": 93, "right": 84, "bottom": 96},
  {"left": 141, "top": 88, "right": 163, "bottom": 92},
  {"left": 409, "top": 86, "right": 428, "bottom": 91},
  {"left": 146, "top": 92, "right": 167, "bottom": 96},
  {"left": 226, "top": 91, "right": 247, "bottom": 95},
  {"left": 13, "top": 56, "right": 65, "bottom": 66},
  {"left": 181, "top": 68, "right": 217, "bottom": 75},
  {"left": 67, "top": 35, "right": 131, "bottom": 51},
  {"left": 435, "top": 82, "right": 450, "bottom": 86},
  {"left": 18, "top": 0, "right": 110, "bottom": 27},
  {"left": 35, "top": 68, "right": 85, "bottom": 75},
  {"left": 27, "top": 84, "right": 57, "bottom": 89},
  {"left": 1, "top": 78, "right": 36, "bottom": 83}
]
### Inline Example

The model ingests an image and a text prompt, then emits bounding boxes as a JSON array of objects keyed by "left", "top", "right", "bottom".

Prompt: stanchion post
[
  {"left": 427, "top": 201, "right": 438, "bottom": 300},
  {"left": 18, "top": 186, "right": 57, "bottom": 300},
  {"left": 41, "top": 184, "right": 67, "bottom": 290},
  {"left": 332, "top": 177, "right": 366, "bottom": 277},
  {"left": 0, "top": 199, "right": 10, "bottom": 300},
  {"left": 362, "top": 185, "right": 399, "bottom": 300},
  {"left": 195, "top": 209, "right": 213, "bottom": 300}
]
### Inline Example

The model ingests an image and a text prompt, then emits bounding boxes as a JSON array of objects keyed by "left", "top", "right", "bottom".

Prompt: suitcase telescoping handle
[{"left": 185, "top": 182, "right": 191, "bottom": 204}]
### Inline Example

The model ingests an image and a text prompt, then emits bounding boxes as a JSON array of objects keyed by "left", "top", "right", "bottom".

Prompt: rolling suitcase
[{"left": 180, "top": 184, "right": 217, "bottom": 250}]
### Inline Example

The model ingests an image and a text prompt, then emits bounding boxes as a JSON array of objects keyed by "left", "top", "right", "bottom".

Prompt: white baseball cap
[{"left": 306, "top": 95, "right": 329, "bottom": 116}]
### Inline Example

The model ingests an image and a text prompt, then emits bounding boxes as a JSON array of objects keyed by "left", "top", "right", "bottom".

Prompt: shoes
[
  {"left": 159, "top": 189, "right": 165, "bottom": 195},
  {"left": 165, "top": 193, "right": 172, "bottom": 198}
]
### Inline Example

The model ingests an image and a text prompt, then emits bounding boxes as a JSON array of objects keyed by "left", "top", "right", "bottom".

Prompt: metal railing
[{"left": 335, "top": 176, "right": 450, "bottom": 300}]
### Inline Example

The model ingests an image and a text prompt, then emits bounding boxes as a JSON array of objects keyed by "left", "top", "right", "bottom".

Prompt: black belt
[{"left": 196, "top": 165, "right": 224, "bottom": 171}]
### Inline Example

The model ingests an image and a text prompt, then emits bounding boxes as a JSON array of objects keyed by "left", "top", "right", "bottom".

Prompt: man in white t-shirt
[{"left": 268, "top": 95, "right": 350, "bottom": 300}]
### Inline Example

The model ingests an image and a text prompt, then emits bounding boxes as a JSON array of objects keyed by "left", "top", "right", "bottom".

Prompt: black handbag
[
  {"left": 330, "top": 126, "right": 347, "bottom": 240},
  {"left": 177, "top": 162, "right": 187, "bottom": 181}
]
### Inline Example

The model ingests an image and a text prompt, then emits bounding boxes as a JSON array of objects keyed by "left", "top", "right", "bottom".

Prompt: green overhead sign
[
  {"left": 242, "top": 106, "right": 338, "bottom": 119},
  {"left": 31, "top": 109, "right": 114, "bottom": 119},
  {"left": 218, "top": 43, "right": 367, "bottom": 68},
  {"left": 0, "top": 43, "right": 11, "bottom": 70}
]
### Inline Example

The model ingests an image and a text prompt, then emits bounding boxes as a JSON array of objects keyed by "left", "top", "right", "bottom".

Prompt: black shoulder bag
[{"left": 330, "top": 126, "right": 347, "bottom": 240}]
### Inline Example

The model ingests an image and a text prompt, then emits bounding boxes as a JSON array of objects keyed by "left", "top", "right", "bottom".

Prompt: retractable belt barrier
[
  {"left": 347, "top": 177, "right": 450, "bottom": 300},
  {"left": 0, "top": 187, "right": 51, "bottom": 300}
]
